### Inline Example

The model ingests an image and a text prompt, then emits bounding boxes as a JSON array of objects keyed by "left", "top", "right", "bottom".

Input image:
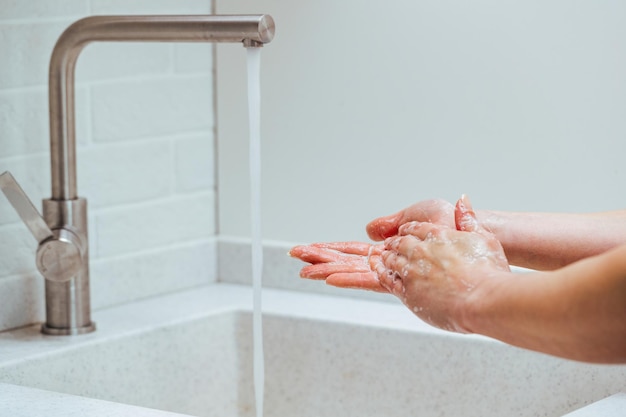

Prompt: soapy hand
[
  {"left": 378, "top": 196, "right": 510, "bottom": 331},
  {"left": 289, "top": 198, "right": 458, "bottom": 293},
  {"left": 290, "top": 196, "right": 511, "bottom": 332},
  {"left": 289, "top": 241, "right": 387, "bottom": 292}
]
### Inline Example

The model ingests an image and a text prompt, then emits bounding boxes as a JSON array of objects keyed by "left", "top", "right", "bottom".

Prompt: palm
[{"left": 289, "top": 241, "right": 387, "bottom": 292}]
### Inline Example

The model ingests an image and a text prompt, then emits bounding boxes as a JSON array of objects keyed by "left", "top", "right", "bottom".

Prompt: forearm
[
  {"left": 463, "top": 245, "right": 626, "bottom": 363},
  {"left": 477, "top": 210, "right": 626, "bottom": 270}
]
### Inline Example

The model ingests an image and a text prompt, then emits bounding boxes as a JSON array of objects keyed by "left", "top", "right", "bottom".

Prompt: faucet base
[
  {"left": 42, "top": 199, "right": 93, "bottom": 335},
  {"left": 42, "top": 322, "right": 96, "bottom": 336}
]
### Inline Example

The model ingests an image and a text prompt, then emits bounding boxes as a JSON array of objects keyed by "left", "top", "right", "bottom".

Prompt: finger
[
  {"left": 384, "top": 236, "right": 429, "bottom": 274},
  {"left": 396, "top": 222, "right": 443, "bottom": 241},
  {"left": 310, "top": 241, "right": 375, "bottom": 256},
  {"left": 376, "top": 251, "right": 405, "bottom": 296},
  {"left": 366, "top": 211, "right": 403, "bottom": 241},
  {"left": 300, "top": 262, "right": 370, "bottom": 279},
  {"left": 399, "top": 235, "right": 421, "bottom": 263},
  {"left": 289, "top": 245, "right": 346, "bottom": 264},
  {"left": 367, "top": 253, "right": 383, "bottom": 272},
  {"left": 325, "top": 272, "right": 388, "bottom": 293},
  {"left": 455, "top": 194, "right": 490, "bottom": 237}
]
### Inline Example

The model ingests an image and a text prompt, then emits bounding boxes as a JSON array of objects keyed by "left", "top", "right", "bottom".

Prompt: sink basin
[{"left": 0, "top": 284, "right": 625, "bottom": 416}]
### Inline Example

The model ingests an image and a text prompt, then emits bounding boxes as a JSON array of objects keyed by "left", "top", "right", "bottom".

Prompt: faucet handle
[
  {"left": 0, "top": 171, "right": 53, "bottom": 242},
  {"left": 0, "top": 171, "right": 83, "bottom": 282}
]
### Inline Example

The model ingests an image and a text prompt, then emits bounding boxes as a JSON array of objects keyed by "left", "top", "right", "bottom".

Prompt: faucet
[{"left": 0, "top": 14, "right": 275, "bottom": 335}]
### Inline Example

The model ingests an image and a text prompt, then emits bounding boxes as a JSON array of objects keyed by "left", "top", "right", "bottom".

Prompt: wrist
[
  {"left": 456, "top": 269, "right": 516, "bottom": 335},
  {"left": 476, "top": 210, "right": 506, "bottom": 237}
]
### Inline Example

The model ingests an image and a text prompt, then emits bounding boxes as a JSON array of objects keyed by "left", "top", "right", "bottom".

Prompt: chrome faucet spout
[
  {"left": 50, "top": 14, "right": 275, "bottom": 200},
  {"left": 0, "top": 14, "right": 274, "bottom": 335}
]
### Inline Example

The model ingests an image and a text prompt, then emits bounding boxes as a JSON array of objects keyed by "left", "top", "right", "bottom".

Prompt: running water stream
[{"left": 246, "top": 46, "right": 264, "bottom": 417}]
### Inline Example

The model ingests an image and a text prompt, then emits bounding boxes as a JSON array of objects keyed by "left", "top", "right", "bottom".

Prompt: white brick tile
[
  {"left": 174, "top": 43, "right": 213, "bottom": 73},
  {"left": 94, "top": 192, "right": 215, "bottom": 257},
  {"left": 0, "top": 88, "right": 49, "bottom": 156},
  {"left": 0, "top": 274, "right": 44, "bottom": 332},
  {"left": 91, "top": 0, "right": 211, "bottom": 14},
  {"left": 0, "top": 86, "right": 89, "bottom": 157},
  {"left": 77, "top": 139, "right": 172, "bottom": 208},
  {"left": 91, "top": 76, "right": 213, "bottom": 142},
  {"left": 90, "top": 239, "right": 217, "bottom": 309},
  {"left": 0, "top": 223, "right": 38, "bottom": 277},
  {"left": 0, "top": 21, "right": 69, "bottom": 89},
  {"left": 0, "top": 0, "right": 87, "bottom": 20},
  {"left": 76, "top": 43, "right": 173, "bottom": 83},
  {"left": 175, "top": 133, "right": 215, "bottom": 192}
]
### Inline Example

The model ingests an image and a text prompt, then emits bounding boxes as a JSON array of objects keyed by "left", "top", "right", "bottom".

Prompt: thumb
[
  {"left": 366, "top": 211, "right": 402, "bottom": 241},
  {"left": 455, "top": 194, "right": 485, "bottom": 233}
]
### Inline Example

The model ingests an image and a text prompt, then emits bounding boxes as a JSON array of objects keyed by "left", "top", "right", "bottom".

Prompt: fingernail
[
  {"left": 456, "top": 194, "right": 478, "bottom": 232},
  {"left": 461, "top": 194, "right": 473, "bottom": 208}
]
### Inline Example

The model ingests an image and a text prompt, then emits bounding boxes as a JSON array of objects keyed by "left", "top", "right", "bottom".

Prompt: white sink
[{"left": 0, "top": 284, "right": 625, "bottom": 416}]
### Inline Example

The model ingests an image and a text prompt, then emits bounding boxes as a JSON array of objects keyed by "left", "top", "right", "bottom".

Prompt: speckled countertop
[
  {"left": 0, "top": 383, "right": 193, "bottom": 417},
  {"left": 0, "top": 283, "right": 624, "bottom": 417}
]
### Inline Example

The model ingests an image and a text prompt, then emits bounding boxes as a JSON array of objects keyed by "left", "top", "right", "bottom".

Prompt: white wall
[
  {"left": 0, "top": 0, "right": 217, "bottom": 331},
  {"left": 217, "top": 0, "right": 626, "bottom": 244}
]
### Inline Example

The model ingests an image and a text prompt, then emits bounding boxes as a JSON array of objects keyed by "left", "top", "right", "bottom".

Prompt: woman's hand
[
  {"left": 376, "top": 196, "right": 510, "bottom": 332},
  {"left": 290, "top": 196, "right": 511, "bottom": 332}
]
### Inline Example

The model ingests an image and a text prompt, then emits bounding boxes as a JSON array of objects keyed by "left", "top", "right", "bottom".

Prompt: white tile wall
[
  {"left": 0, "top": 88, "right": 51, "bottom": 156},
  {"left": 91, "top": 76, "right": 213, "bottom": 142},
  {"left": 0, "top": 1, "right": 88, "bottom": 20},
  {"left": 0, "top": 0, "right": 218, "bottom": 331},
  {"left": 0, "top": 21, "right": 72, "bottom": 89}
]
